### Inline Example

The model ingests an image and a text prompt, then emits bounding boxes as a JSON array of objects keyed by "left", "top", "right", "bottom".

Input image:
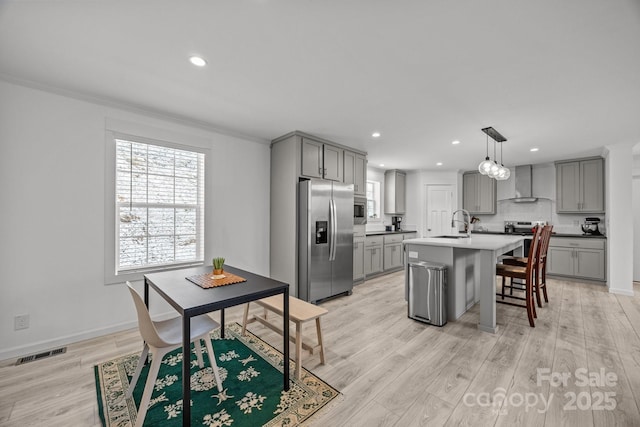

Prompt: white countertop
[{"left": 403, "top": 234, "right": 525, "bottom": 250}]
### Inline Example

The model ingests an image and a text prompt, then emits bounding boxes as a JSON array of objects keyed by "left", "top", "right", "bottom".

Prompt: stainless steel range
[
  {"left": 503, "top": 220, "right": 547, "bottom": 256},
  {"left": 504, "top": 220, "right": 547, "bottom": 235}
]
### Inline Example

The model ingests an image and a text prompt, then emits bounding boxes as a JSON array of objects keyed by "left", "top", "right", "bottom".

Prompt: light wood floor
[{"left": 1, "top": 273, "right": 640, "bottom": 426}]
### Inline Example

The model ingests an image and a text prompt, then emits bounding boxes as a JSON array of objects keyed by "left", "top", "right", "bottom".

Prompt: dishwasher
[{"left": 407, "top": 261, "right": 447, "bottom": 326}]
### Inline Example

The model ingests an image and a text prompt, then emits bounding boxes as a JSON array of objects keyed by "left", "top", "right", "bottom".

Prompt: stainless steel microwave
[{"left": 354, "top": 196, "right": 367, "bottom": 225}]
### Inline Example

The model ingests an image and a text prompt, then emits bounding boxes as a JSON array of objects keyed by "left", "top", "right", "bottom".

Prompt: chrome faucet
[{"left": 451, "top": 209, "right": 471, "bottom": 237}]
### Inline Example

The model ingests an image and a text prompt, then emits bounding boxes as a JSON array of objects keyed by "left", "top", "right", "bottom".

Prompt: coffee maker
[
  {"left": 391, "top": 216, "right": 402, "bottom": 231},
  {"left": 581, "top": 217, "right": 601, "bottom": 235}
]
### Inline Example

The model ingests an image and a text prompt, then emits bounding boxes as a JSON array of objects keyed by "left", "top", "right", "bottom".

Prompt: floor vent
[{"left": 16, "top": 347, "right": 67, "bottom": 365}]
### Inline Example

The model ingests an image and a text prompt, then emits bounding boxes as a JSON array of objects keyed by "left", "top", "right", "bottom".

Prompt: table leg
[
  {"left": 295, "top": 322, "right": 302, "bottom": 380},
  {"left": 182, "top": 315, "right": 191, "bottom": 427},
  {"left": 144, "top": 278, "right": 149, "bottom": 308},
  {"left": 220, "top": 309, "right": 225, "bottom": 339},
  {"left": 283, "top": 288, "right": 290, "bottom": 391},
  {"left": 478, "top": 250, "right": 499, "bottom": 334}
]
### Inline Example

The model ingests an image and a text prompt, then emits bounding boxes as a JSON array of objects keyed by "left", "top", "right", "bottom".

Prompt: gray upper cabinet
[
  {"left": 301, "top": 137, "right": 343, "bottom": 182},
  {"left": 301, "top": 138, "right": 323, "bottom": 178},
  {"left": 555, "top": 157, "right": 604, "bottom": 213},
  {"left": 344, "top": 151, "right": 367, "bottom": 196},
  {"left": 323, "top": 144, "right": 343, "bottom": 182},
  {"left": 463, "top": 172, "right": 496, "bottom": 214},
  {"left": 384, "top": 170, "right": 406, "bottom": 214}
]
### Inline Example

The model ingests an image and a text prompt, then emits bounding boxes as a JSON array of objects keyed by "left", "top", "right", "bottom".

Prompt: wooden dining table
[{"left": 144, "top": 265, "right": 290, "bottom": 427}]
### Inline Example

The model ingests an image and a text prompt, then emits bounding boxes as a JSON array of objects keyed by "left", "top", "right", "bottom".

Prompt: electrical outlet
[{"left": 14, "top": 314, "right": 29, "bottom": 330}]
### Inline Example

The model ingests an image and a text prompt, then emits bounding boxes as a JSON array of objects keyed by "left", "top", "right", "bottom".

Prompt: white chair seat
[{"left": 153, "top": 314, "right": 220, "bottom": 346}]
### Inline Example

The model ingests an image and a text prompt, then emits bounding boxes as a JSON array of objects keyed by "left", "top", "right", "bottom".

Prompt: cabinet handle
[{"left": 319, "top": 167, "right": 322, "bottom": 175}]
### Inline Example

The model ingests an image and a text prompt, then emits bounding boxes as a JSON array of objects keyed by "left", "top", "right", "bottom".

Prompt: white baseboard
[
  {"left": 608, "top": 287, "right": 635, "bottom": 297},
  {"left": 0, "top": 311, "right": 176, "bottom": 362}
]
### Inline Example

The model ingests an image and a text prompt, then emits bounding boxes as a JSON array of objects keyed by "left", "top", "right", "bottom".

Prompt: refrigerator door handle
[{"left": 329, "top": 199, "right": 337, "bottom": 261}]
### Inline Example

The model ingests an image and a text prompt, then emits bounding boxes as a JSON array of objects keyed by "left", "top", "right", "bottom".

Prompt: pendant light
[
  {"left": 495, "top": 141, "right": 511, "bottom": 180},
  {"left": 478, "top": 132, "right": 492, "bottom": 175},
  {"left": 479, "top": 127, "right": 510, "bottom": 180},
  {"left": 488, "top": 139, "right": 501, "bottom": 178}
]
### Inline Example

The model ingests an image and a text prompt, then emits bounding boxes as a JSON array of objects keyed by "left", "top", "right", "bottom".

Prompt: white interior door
[{"left": 424, "top": 185, "right": 454, "bottom": 237}]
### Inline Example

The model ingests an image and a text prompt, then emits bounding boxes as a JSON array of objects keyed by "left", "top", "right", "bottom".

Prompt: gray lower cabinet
[
  {"left": 353, "top": 237, "right": 365, "bottom": 281},
  {"left": 547, "top": 237, "right": 606, "bottom": 281},
  {"left": 364, "top": 236, "right": 383, "bottom": 276},
  {"left": 383, "top": 234, "right": 404, "bottom": 271}
]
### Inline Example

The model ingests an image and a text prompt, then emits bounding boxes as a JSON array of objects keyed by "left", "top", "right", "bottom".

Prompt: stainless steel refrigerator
[{"left": 298, "top": 180, "right": 354, "bottom": 303}]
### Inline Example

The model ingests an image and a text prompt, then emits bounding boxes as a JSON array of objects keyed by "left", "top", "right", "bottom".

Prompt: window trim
[
  {"left": 104, "top": 130, "right": 210, "bottom": 284},
  {"left": 366, "top": 180, "right": 382, "bottom": 223}
]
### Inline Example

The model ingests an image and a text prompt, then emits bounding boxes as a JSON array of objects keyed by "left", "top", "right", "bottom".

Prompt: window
[
  {"left": 366, "top": 180, "right": 381, "bottom": 221},
  {"left": 114, "top": 137, "right": 205, "bottom": 274}
]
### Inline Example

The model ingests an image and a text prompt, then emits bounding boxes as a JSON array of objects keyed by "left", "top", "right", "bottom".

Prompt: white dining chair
[{"left": 125, "top": 281, "right": 223, "bottom": 427}]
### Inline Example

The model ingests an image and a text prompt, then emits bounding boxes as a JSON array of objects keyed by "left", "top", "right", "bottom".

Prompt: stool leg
[
  {"left": 295, "top": 322, "right": 302, "bottom": 380},
  {"left": 241, "top": 303, "right": 250, "bottom": 336},
  {"left": 316, "top": 317, "right": 325, "bottom": 365},
  {"left": 534, "top": 267, "right": 543, "bottom": 308}
]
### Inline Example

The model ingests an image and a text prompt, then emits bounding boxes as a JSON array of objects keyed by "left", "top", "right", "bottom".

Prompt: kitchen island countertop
[
  {"left": 366, "top": 230, "right": 418, "bottom": 236},
  {"left": 471, "top": 230, "right": 606, "bottom": 239}
]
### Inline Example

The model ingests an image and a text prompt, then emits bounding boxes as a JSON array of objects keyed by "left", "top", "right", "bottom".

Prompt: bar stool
[
  {"left": 502, "top": 225, "right": 553, "bottom": 307},
  {"left": 496, "top": 225, "right": 542, "bottom": 327}
]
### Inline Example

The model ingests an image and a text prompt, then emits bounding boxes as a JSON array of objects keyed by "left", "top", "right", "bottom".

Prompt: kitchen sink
[{"left": 433, "top": 235, "right": 470, "bottom": 239}]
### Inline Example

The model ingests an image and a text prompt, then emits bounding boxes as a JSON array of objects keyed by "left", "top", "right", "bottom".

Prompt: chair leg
[
  {"left": 134, "top": 349, "right": 165, "bottom": 427},
  {"left": 526, "top": 282, "right": 535, "bottom": 327},
  {"left": 501, "top": 276, "right": 505, "bottom": 299},
  {"left": 241, "top": 303, "right": 250, "bottom": 336},
  {"left": 509, "top": 277, "right": 514, "bottom": 295},
  {"left": 534, "top": 268, "right": 543, "bottom": 308},
  {"left": 203, "top": 334, "right": 223, "bottom": 391},
  {"left": 194, "top": 339, "right": 204, "bottom": 368},
  {"left": 127, "top": 344, "right": 149, "bottom": 397},
  {"left": 541, "top": 265, "right": 549, "bottom": 302}
]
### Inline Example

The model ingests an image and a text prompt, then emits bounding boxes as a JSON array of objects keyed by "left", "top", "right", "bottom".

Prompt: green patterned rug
[{"left": 94, "top": 322, "right": 340, "bottom": 426}]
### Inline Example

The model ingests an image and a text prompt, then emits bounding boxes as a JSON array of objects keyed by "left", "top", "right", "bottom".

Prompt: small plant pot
[{"left": 213, "top": 268, "right": 224, "bottom": 276}]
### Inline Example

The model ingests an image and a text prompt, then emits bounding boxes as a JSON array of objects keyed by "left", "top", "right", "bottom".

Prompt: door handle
[{"left": 329, "top": 199, "right": 337, "bottom": 261}]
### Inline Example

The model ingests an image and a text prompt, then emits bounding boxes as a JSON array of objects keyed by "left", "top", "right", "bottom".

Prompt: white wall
[
  {"left": 0, "top": 81, "right": 271, "bottom": 360},
  {"left": 633, "top": 152, "right": 640, "bottom": 281},
  {"left": 605, "top": 142, "right": 635, "bottom": 296},
  {"left": 405, "top": 169, "right": 461, "bottom": 237}
]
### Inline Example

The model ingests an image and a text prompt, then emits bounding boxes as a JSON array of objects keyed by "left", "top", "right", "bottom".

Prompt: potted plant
[{"left": 212, "top": 257, "right": 225, "bottom": 276}]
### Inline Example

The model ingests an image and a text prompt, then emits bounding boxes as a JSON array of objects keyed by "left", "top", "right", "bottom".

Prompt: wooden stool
[{"left": 242, "top": 295, "right": 328, "bottom": 380}]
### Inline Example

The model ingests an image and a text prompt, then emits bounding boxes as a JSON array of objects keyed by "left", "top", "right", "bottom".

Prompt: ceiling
[{"left": 2, "top": 0, "right": 640, "bottom": 170}]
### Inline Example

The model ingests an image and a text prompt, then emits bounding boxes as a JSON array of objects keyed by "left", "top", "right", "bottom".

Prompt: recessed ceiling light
[
  {"left": 436, "top": 162, "right": 443, "bottom": 166},
  {"left": 379, "top": 163, "right": 385, "bottom": 167},
  {"left": 189, "top": 56, "right": 207, "bottom": 67},
  {"left": 530, "top": 147, "right": 539, "bottom": 152},
  {"left": 372, "top": 132, "right": 381, "bottom": 138},
  {"left": 451, "top": 140, "right": 460, "bottom": 145}
]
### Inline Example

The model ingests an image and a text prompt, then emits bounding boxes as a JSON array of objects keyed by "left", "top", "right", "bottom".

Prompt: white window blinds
[{"left": 115, "top": 139, "right": 205, "bottom": 272}]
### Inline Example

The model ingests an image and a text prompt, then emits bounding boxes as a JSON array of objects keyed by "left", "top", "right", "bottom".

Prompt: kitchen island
[{"left": 403, "top": 234, "right": 525, "bottom": 334}]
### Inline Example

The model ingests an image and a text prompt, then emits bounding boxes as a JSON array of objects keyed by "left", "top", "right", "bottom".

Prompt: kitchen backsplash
[{"left": 473, "top": 198, "right": 606, "bottom": 235}]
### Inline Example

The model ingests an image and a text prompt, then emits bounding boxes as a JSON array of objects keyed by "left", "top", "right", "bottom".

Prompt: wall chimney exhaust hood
[{"left": 511, "top": 165, "right": 538, "bottom": 202}]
